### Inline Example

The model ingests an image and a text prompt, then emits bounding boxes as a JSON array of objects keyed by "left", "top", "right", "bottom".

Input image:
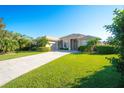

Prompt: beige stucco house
[{"left": 45, "top": 33, "right": 99, "bottom": 50}]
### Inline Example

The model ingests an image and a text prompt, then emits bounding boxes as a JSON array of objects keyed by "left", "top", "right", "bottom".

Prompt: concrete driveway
[{"left": 0, "top": 51, "right": 70, "bottom": 86}]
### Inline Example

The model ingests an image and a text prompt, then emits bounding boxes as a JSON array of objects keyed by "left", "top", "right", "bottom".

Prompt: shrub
[
  {"left": 60, "top": 48, "right": 68, "bottom": 50},
  {"left": 78, "top": 46, "right": 87, "bottom": 52},
  {"left": 37, "top": 47, "right": 51, "bottom": 52},
  {"left": 95, "top": 45, "right": 117, "bottom": 54},
  {"left": 31, "top": 46, "right": 37, "bottom": 51}
]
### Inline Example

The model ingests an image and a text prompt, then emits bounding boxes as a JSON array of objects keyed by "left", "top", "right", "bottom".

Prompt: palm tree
[
  {"left": 87, "top": 38, "right": 101, "bottom": 53},
  {"left": 11, "top": 32, "right": 33, "bottom": 50},
  {"left": 0, "top": 18, "right": 5, "bottom": 30}
]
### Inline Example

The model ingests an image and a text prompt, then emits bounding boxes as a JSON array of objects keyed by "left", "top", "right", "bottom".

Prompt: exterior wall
[
  {"left": 46, "top": 41, "right": 58, "bottom": 51},
  {"left": 78, "top": 38, "right": 87, "bottom": 47},
  {"left": 59, "top": 38, "right": 88, "bottom": 50},
  {"left": 62, "top": 38, "right": 70, "bottom": 50},
  {"left": 46, "top": 41, "right": 54, "bottom": 47},
  {"left": 46, "top": 34, "right": 98, "bottom": 50}
]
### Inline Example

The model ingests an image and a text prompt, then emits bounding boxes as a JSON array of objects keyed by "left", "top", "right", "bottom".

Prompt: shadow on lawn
[
  {"left": 67, "top": 65, "right": 122, "bottom": 88},
  {"left": 67, "top": 52, "right": 122, "bottom": 88}
]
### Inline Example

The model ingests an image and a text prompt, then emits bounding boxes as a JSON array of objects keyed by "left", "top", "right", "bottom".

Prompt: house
[
  {"left": 45, "top": 33, "right": 99, "bottom": 50},
  {"left": 45, "top": 36, "right": 59, "bottom": 50}
]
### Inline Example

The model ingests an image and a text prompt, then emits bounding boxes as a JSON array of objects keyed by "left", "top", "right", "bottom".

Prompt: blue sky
[{"left": 0, "top": 5, "right": 123, "bottom": 40}]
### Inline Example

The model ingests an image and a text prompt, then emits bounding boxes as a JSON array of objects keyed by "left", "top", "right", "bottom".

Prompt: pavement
[{"left": 0, "top": 51, "right": 71, "bottom": 86}]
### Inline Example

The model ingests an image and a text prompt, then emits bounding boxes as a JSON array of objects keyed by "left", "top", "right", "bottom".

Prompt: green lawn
[
  {"left": 0, "top": 51, "right": 43, "bottom": 61},
  {"left": 1, "top": 53, "right": 121, "bottom": 88}
]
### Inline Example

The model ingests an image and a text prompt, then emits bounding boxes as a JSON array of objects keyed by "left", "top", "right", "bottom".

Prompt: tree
[
  {"left": 106, "top": 36, "right": 118, "bottom": 46},
  {"left": 0, "top": 18, "right": 33, "bottom": 52},
  {"left": 0, "top": 18, "right": 48, "bottom": 53},
  {"left": 11, "top": 32, "right": 33, "bottom": 50},
  {"left": 0, "top": 18, "right": 5, "bottom": 30},
  {"left": 0, "top": 18, "right": 19, "bottom": 53},
  {"left": 0, "top": 39, "right": 19, "bottom": 53},
  {"left": 18, "top": 37, "right": 32, "bottom": 50},
  {"left": 105, "top": 9, "right": 124, "bottom": 61},
  {"left": 35, "top": 36, "right": 49, "bottom": 47},
  {"left": 86, "top": 38, "right": 101, "bottom": 53}
]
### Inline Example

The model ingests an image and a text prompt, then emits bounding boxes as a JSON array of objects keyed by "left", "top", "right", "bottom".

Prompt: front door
[{"left": 70, "top": 39, "right": 78, "bottom": 50}]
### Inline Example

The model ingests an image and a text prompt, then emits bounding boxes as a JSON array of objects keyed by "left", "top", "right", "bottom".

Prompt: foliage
[
  {"left": 31, "top": 46, "right": 37, "bottom": 51},
  {"left": 0, "top": 39, "right": 19, "bottom": 53},
  {"left": 86, "top": 38, "right": 101, "bottom": 53},
  {"left": 59, "top": 48, "right": 69, "bottom": 50},
  {"left": 105, "top": 9, "right": 124, "bottom": 78},
  {"left": 0, "top": 18, "right": 19, "bottom": 53},
  {"left": 2, "top": 54, "right": 120, "bottom": 88},
  {"left": 0, "top": 18, "right": 5, "bottom": 30},
  {"left": 12, "top": 32, "right": 33, "bottom": 51},
  {"left": 95, "top": 45, "right": 117, "bottom": 54},
  {"left": 18, "top": 37, "right": 32, "bottom": 50},
  {"left": 35, "top": 36, "right": 49, "bottom": 47},
  {"left": 37, "top": 47, "right": 51, "bottom": 52},
  {"left": 78, "top": 46, "right": 87, "bottom": 52},
  {"left": 0, "top": 18, "right": 50, "bottom": 53},
  {"left": 106, "top": 36, "right": 118, "bottom": 46},
  {"left": 104, "top": 9, "right": 124, "bottom": 87},
  {"left": 105, "top": 9, "right": 124, "bottom": 61}
]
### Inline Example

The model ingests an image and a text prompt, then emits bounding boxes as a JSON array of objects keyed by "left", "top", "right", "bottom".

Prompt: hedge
[
  {"left": 37, "top": 47, "right": 51, "bottom": 52},
  {"left": 60, "top": 48, "right": 69, "bottom": 50},
  {"left": 78, "top": 46, "right": 87, "bottom": 52},
  {"left": 95, "top": 45, "right": 117, "bottom": 54}
]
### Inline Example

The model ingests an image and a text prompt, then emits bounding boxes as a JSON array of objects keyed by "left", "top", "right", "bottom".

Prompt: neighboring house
[{"left": 45, "top": 33, "right": 99, "bottom": 50}]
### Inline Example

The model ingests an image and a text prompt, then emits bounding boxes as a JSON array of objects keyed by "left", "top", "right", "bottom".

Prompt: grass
[
  {"left": 1, "top": 53, "right": 121, "bottom": 88},
  {"left": 0, "top": 51, "right": 43, "bottom": 61}
]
